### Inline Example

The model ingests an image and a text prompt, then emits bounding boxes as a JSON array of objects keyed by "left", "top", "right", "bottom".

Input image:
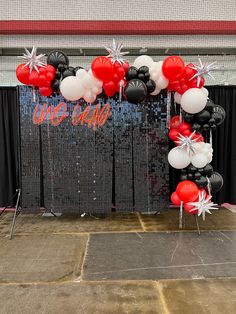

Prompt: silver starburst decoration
[
  {"left": 18, "top": 46, "right": 46, "bottom": 72},
  {"left": 188, "top": 191, "right": 218, "bottom": 221},
  {"left": 175, "top": 131, "right": 200, "bottom": 155},
  {"left": 189, "top": 58, "right": 218, "bottom": 87},
  {"left": 105, "top": 39, "right": 129, "bottom": 64}
]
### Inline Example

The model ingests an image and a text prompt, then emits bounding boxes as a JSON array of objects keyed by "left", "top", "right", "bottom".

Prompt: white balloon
[
  {"left": 149, "top": 61, "right": 163, "bottom": 75},
  {"left": 191, "top": 153, "right": 208, "bottom": 168},
  {"left": 76, "top": 69, "right": 87, "bottom": 79},
  {"left": 207, "top": 152, "right": 213, "bottom": 163},
  {"left": 92, "top": 86, "right": 99, "bottom": 94},
  {"left": 82, "top": 73, "right": 95, "bottom": 88},
  {"left": 150, "top": 86, "right": 161, "bottom": 96},
  {"left": 150, "top": 71, "right": 160, "bottom": 81},
  {"left": 201, "top": 87, "right": 209, "bottom": 97},
  {"left": 168, "top": 147, "right": 191, "bottom": 169},
  {"left": 156, "top": 74, "right": 169, "bottom": 89},
  {"left": 133, "top": 55, "right": 154, "bottom": 69},
  {"left": 181, "top": 88, "right": 207, "bottom": 114},
  {"left": 60, "top": 77, "right": 84, "bottom": 101},
  {"left": 83, "top": 90, "right": 96, "bottom": 103},
  {"left": 174, "top": 92, "right": 182, "bottom": 104}
]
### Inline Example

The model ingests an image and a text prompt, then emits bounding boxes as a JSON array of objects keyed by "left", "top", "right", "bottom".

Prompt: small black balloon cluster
[
  {"left": 47, "top": 50, "right": 82, "bottom": 94},
  {"left": 183, "top": 99, "right": 226, "bottom": 132},
  {"left": 180, "top": 164, "right": 223, "bottom": 192},
  {"left": 124, "top": 66, "right": 156, "bottom": 104}
]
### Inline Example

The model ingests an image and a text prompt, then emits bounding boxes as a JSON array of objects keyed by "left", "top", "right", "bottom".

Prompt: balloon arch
[{"left": 16, "top": 42, "right": 225, "bottom": 221}]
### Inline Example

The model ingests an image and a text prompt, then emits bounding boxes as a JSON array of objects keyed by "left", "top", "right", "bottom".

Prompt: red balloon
[
  {"left": 184, "top": 203, "right": 198, "bottom": 214},
  {"left": 39, "top": 86, "right": 52, "bottom": 97},
  {"left": 182, "top": 63, "right": 196, "bottom": 82},
  {"left": 44, "top": 80, "right": 51, "bottom": 87},
  {"left": 178, "top": 122, "right": 191, "bottom": 134},
  {"left": 103, "top": 80, "right": 116, "bottom": 97},
  {"left": 39, "top": 67, "right": 47, "bottom": 75},
  {"left": 116, "top": 66, "right": 125, "bottom": 79},
  {"left": 170, "top": 115, "right": 181, "bottom": 129},
  {"left": 46, "top": 71, "right": 55, "bottom": 81},
  {"left": 171, "top": 191, "right": 181, "bottom": 205},
  {"left": 162, "top": 56, "right": 185, "bottom": 81},
  {"left": 176, "top": 180, "right": 199, "bottom": 203},
  {"left": 169, "top": 129, "right": 179, "bottom": 141},
  {"left": 45, "top": 64, "right": 56, "bottom": 74},
  {"left": 29, "top": 71, "right": 39, "bottom": 86},
  {"left": 122, "top": 61, "right": 130, "bottom": 73},
  {"left": 16, "top": 64, "right": 30, "bottom": 84},
  {"left": 91, "top": 57, "right": 114, "bottom": 83},
  {"left": 113, "top": 73, "right": 120, "bottom": 82},
  {"left": 182, "top": 129, "right": 192, "bottom": 137},
  {"left": 38, "top": 74, "right": 47, "bottom": 87},
  {"left": 187, "top": 77, "right": 205, "bottom": 89},
  {"left": 192, "top": 133, "right": 204, "bottom": 142}
]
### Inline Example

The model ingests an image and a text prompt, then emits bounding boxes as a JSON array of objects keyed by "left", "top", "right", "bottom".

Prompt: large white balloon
[
  {"left": 191, "top": 153, "right": 208, "bottom": 168},
  {"left": 76, "top": 69, "right": 87, "bottom": 79},
  {"left": 149, "top": 61, "right": 163, "bottom": 75},
  {"left": 60, "top": 77, "right": 84, "bottom": 101},
  {"left": 133, "top": 55, "right": 154, "bottom": 69},
  {"left": 168, "top": 147, "right": 191, "bottom": 169},
  {"left": 201, "top": 87, "right": 209, "bottom": 97},
  {"left": 181, "top": 88, "right": 207, "bottom": 114}
]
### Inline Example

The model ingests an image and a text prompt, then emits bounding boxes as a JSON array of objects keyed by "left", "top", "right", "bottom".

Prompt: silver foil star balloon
[
  {"left": 189, "top": 58, "right": 218, "bottom": 87},
  {"left": 104, "top": 39, "right": 129, "bottom": 64},
  {"left": 175, "top": 131, "right": 200, "bottom": 155},
  {"left": 188, "top": 191, "right": 218, "bottom": 221},
  {"left": 18, "top": 46, "right": 46, "bottom": 73}
]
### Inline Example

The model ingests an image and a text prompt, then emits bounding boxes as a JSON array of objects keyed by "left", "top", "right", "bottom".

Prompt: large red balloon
[
  {"left": 91, "top": 57, "right": 114, "bottom": 83},
  {"left": 178, "top": 122, "right": 191, "bottom": 133},
  {"left": 171, "top": 192, "right": 181, "bottom": 206},
  {"left": 103, "top": 80, "right": 116, "bottom": 97},
  {"left": 16, "top": 64, "right": 30, "bottom": 84},
  {"left": 39, "top": 86, "right": 52, "bottom": 97},
  {"left": 176, "top": 180, "right": 199, "bottom": 203},
  {"left": 182, "top": 63, "right": 196, "bottom": 82},
  {"left": 162, "top": 56, "right": 185, "bottom": 81}
]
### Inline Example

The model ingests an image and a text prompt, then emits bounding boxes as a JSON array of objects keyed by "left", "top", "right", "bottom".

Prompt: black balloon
[
  {"left": 68, "top": 66, "right": 75, "bottom": 74},
  {"left": 209, "top": 172, "right": 223, "bottom": 193},
  {"left": 146, "top": 80, "right": 156, "bottom": 93},
  {"left": 188, "top": 165, "right": 197, "bottom": 173},
  {"left": 195, "top": 176, "right": 208, "bottom": 188},
  {"left": 187, "top": 173, "right": 194, "bottom": 180},
  {"left": 126, "top": 66, "right": 138, "bottom": 80},
  {"left": 205, "top": 99, "right": 215, "bottom": 112},
  {"left": 55, "top": 71, "right": 61, "bottom": 79},
  {"left": 196, "top": 110, "right": 211, "bottom": 124},
  {"left": 198, "top": 168, "right": 205, "bottom": 175},
  {"left": 51, "top": 79, "right": 60, "bottom": 92},
  {"left": 208, "top": 118, "right": 215, "bottom": 125},
  {"left": 138, "top": 73, "right": 145, "bottom": 81},
  {"left": 191, "top": 123, "right": 201, "bottom": 132},
  {"left": 203, "top": 124, "right": 210, "bottom": 131},
  {"left": 57, "top": 63, "right": 66, "bottom": 72},
  {"left": 184, "top": 113, "right": 194, "bottom": 123},
  {"left": 211, "top": 124, "right": 217, "bottom": 131},
  {"left": 180, "top": 174, "right": 188, "bottom": 181},
  {"left": 47, "top": 51, "right": 69, "bottom": 69},
  {"left": 194, "top": 172, "right": 201, "bottom": 180},
  {"left": 203, "top": 164, "right": 213, "bottom": 176},
  {"left": 138, "top": 66, "right": 149, "bottom": 74},
  {"left": 144, "top": 72, "right": 150, "bottom": 81},
  {"left": 74, "top": 66, "right": 84, "bottom": 73},
  {"left": 124, "top": 79, "right": 147, "bottom": 104},
  {"left": 62, "top": 69, "right": 75, "bottom": 79}
]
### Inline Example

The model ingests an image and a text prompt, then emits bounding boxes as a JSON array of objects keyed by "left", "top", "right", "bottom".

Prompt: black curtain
[
  {"left": 169, "top": 86, "right": 236, "bottom": 205},
  {"left": 207, "top": 86, "right": 236, "bottom": 204},
  {"left": 0, "top": 87, "right": 20, "bottom": 206}
]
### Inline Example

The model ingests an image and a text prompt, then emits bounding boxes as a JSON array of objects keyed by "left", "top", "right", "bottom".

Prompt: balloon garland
[{"left": 16, "top": 42, "right": 225, "bottom": 221}]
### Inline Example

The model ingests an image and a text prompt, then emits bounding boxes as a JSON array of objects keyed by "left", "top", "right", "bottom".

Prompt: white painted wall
[{"left": 1, "top": 0, "right": 236, "bottom": 20}]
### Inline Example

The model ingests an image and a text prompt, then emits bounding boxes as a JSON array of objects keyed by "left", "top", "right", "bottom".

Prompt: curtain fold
[{"left": 0, "top": 87, "right": 19, "bottom": 206}]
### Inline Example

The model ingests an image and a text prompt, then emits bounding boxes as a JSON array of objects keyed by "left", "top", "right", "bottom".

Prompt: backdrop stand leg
[
  {"left": 179, "top": 201, "right": 183, "bottom": 229},
  {"left": 194, "top": 214, "right": 201, "bottom": 236},
  {"left": 9, "top": 189, "right": 21, "bottom": 240}
]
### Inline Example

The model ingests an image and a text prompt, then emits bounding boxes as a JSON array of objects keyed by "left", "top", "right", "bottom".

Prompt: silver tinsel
[
  {"left": 189, "top": 58, "right": 218, "bottom": 87},
  {"left": 18, "top": 46, "right": 46, "bottom": 73},
  {"left": 189, "top": 191, "right": 218, "bottom": 221},
  {"left": 105, "top": 39, "right": 129, "bottom": 64}
]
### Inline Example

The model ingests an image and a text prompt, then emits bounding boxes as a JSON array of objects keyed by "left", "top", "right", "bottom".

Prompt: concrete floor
[{"left": 0, "top": 208, "right": 235, "bottom": 313}]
